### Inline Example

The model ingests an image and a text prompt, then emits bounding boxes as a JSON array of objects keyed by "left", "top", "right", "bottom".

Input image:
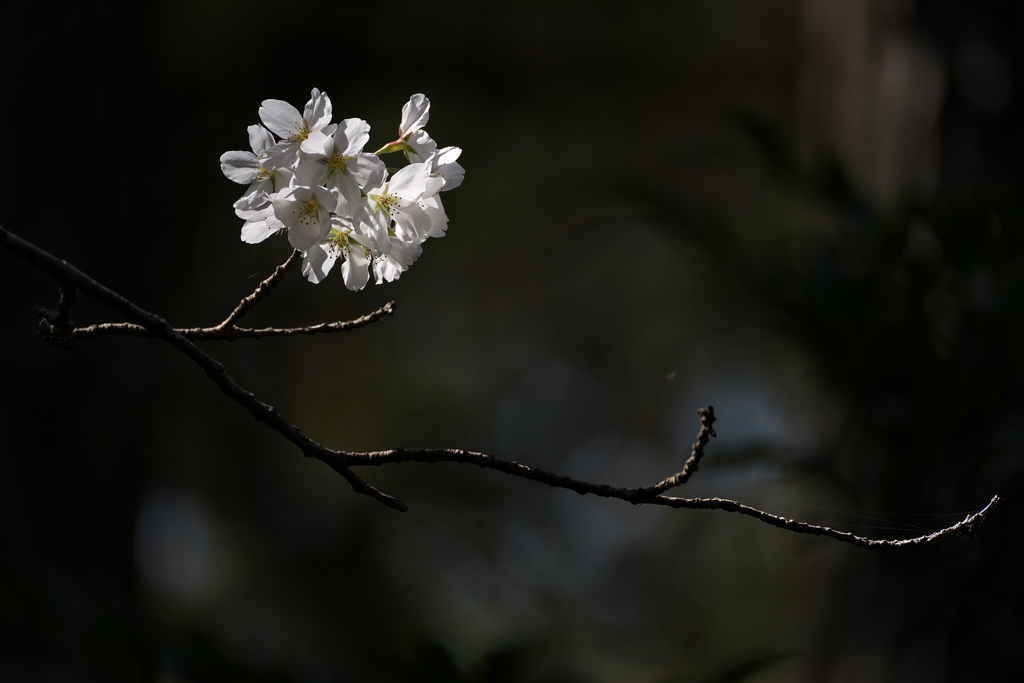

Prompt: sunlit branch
[
  {"left": 1, "top": 229, "right": 395, "bottom": 347},
  {"left": 0, "top": 223, "right": 1002, "bottom": 545},
  {"left": 65, "top": 301, "right": 396, "bottom": 344},
  {"left": 337, "top": 443, "right": 1001, "bottom": 547},
  {"left": 219, "top": 249, "right": 303, "bottom": 327},
  {"left": 649, "top": 405, "right": 717, "bottom": 494}
]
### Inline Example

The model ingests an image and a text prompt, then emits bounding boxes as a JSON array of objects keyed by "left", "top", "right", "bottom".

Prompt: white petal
[
  {"left": 347, "top": 153, "right": 386, "bottom": 190},
  {"left": 373, "top": 239, "right": 422, "bottom": 284},
  {"left": 270, "top": 167, "right": 294, "bottom": 192},
  {"left": 287, "top": 217, "right": 328, "bottom": 251},
  {"left": 247, "top": 125, "right": 276, "bottom": 155},
  {"left": 399, "top": 94, "right": 430, "bottom": 137},
  {"left": 349, "top": 201, "right": 391, "bottom": 255},
  {"left": 302, "top": 243, "right": 339, "bottom": 284},
  {"left": 301, "top": 129, "right": 334, "bottom": 157},
  {"left": 336, "top": 118, "right": 371, "bottom": 156},
  {"left": 330, "top": 173, "right": 362, "bottom": 211},
  {"left": 392, "top": 204, "right": 431, "bottom": 242},
  {"left": 303, "top": 88, "right": 332, "bottom": 131},
  {"left": 234, "top": 181, "right": 271, "bottom": 213},
  {"left": 259, "top": 99, "right": 304, "bottom": 139},
  {"left": 292, "top": 159, "right": 326, "bottom": 187},
  {"left": 265, "top": 140, "right": 301, "bottom": 168},
  {"left": 435, "top": 146, "right": 465, "bottom": 191},
  {"left": 311, "top": 185, "right": 339, "bottom": 214},
  {"left": 407, "top": 130, "right": 438, "bottom": 164},
  {"left": 424, "top": 175, "right": 445, "bottom": 197},
  {"left": 420, "top": 194, "right": 448, "bottom": 238},
  {"left": 362, "top": 161, "right": 388, "bottom": 193},
  {"left": 219, "top": 151, "right": 261, "bottom": 184},
  {"left": 436, "top": 146, "right": 462, "bottom": 165},
  {"left": 241, "top": 209, "right": 284, "bottom": 244},
  {"left": 388, "top": 163, "right": 430, "bottom": 202},
  {"left": 341, "top": 244, "right": 371, "bottom": 291}
]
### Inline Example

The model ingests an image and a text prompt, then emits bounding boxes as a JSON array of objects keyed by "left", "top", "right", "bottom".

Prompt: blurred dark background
[{"left": 2, "top": 0, "right": 1022, "bottom": 681}]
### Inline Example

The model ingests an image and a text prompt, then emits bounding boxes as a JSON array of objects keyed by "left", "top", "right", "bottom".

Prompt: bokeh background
[{"left": 2, "top": 1, "right": 1023, "bottom": 681}]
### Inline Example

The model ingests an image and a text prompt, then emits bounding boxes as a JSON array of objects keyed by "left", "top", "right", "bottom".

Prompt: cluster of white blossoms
[{"left": 220, "top": 89, "right": 464, "bottom": 290}]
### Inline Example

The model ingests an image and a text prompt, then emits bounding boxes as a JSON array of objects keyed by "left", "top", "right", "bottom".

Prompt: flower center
[
  {"left": 296, "top": 198, "right": 321, "bottom": 225},
  {"left": 327, "top": 228, "right": 348, "bottom": 252},
  {"left": 370, "top": 185, "right": 397, "bottom": 216},
  {"left": 288, "top": 122, "right": 312, "bottom": 143},
  {"left": 327, "top": 154, "right": 350, "bottom": 177}
]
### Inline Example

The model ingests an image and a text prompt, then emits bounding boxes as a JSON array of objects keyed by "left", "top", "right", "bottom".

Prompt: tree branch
[
  {"left": 1, "top": 224, "right": 403, "bottom": 510},
  {"left": 649, "top": 405, "right": 717, "bottom": 494},
  {"left": 336, "top": 444, "right": 1002, "bottom": 547},
  {"left": 219, "top": 249, "right": 303, "bottom": 327},
  {"left": 64, "top": 301, "right": 396, "bottom": 344},
  {"left": 0, "top": 224, "right": 1002, "bottom": 546},
  {"left": 22, "top": 243, "right": 395, "bottom": 346}
]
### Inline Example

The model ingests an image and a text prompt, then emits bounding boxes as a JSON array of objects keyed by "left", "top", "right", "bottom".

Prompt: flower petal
[
  {"left": 388, "top": 162, "right": 430, "bottom": 203},
  {"left": 341, "top": 243, "right": 371, "bottom": 291},
  {"left": 247, "top": 124, "right": 276, "bottom": 155},
  {"left": 302, "top": 242, "right": 339, "bottom": 284},
  {"left": 336, "top": 118, "right": 371, "bottom": 156},
  {"left": 219, "top": 151, "right": 261, "bottom": 184},
  {"left": 399, "top": 94, "right": 430, "bottom": 137},
  {"left": 303, "top": 88, "right": 332, "bottom": 131},
  {"left": 259, "top": 99, "right": 304, "bottom": 139}
]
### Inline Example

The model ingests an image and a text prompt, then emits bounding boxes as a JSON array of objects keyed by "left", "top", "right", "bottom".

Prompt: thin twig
[
  {"left": 218, "top": 250, "right": 302, "bottom": 328},
  {"left": 32, "top": 285, "right": 79, "bottom": 349},
  {"left": 647, "top": 405, "right": 717, "bottom": 495},
  {"left": 65, "top": 301, "right": 396, "bottom": 344}
]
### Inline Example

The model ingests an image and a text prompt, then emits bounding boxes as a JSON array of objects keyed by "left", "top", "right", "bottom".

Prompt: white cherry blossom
[
  {"left": 220, "top": 89, "right": 463, "bottom": 286},
  {"left": 373, "top": 237, "right": 423, "bottom": 284},
  {"left": 364, "top": 162, "right": 432, "bottom": 242},
  {"left": 259, "top": 88, "right": 334, "bottom": 167},
  {"left": 305, "top": 118, "right": 386, "bottom": 210},
  {"left": 219, "top": 124, "right": 275, "bottom": 184},
  {"left": 270, "top": 184, "right": 337, "bottom": 251},
  {"left": 302, "top": 219, "right": 373, "bottom": 290},
  {"left": 220, "top": 125, "right": 294, "bottom": 212},
  {"left": 431, "top": 146, "right": 465, "bottom": 191},
  {"left": 237, "top": 205, "right": 286, "bottom": 244},
  {"left": 375, "top": 94, "right": 437, "bottom": 161}
]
